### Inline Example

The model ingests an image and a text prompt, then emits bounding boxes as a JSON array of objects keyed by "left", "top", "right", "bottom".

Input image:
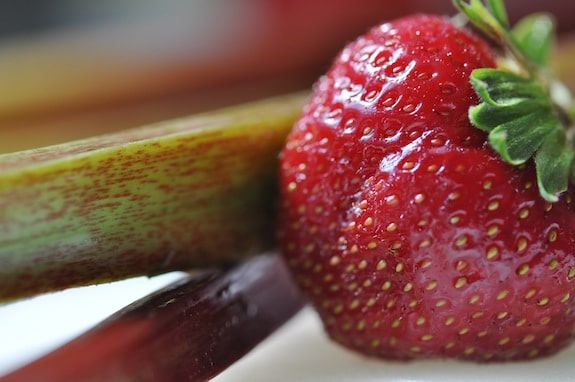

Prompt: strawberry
[{"left": 277, "top": 0, "right": 575, "bottom": 362}]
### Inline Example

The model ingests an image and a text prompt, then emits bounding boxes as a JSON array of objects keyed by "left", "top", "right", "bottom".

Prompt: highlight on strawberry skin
[{"left": 277, "top": 0, "right": 575, "bottom": 362}]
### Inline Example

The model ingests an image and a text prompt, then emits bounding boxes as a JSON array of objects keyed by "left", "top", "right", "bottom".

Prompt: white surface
[
  {"left": 215, "top": 307, "right": 575, "bottom": 382},
  {"left": 1, "top": 281, "right": 575, "bottom": 381},
  {"left": 0, "top": 272, "right": 184, "bottom": 377}
]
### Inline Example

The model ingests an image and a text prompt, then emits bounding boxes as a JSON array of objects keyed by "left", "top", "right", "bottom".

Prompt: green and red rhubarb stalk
[{"left": 0, "top": 92, "right": 308, "bottom": 301}]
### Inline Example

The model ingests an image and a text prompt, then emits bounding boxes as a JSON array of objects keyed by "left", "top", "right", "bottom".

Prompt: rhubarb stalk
[
  {"left": 0, "top": 92, "right": 308, "bottom": 301},
  {"left": 0, "top": 254, "right": 305, "bottom": 382}
]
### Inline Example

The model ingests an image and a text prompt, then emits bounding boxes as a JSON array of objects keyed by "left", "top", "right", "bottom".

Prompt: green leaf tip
[
  {"left": 535, "top": 129, "right": 575, "bottom": 202},
  {"left": 453, "top": 0, "right": 575, "bottom": 202},
  {"left": 511, "top": 13, "right": 555, "bottom": 67},
  {"left": 486, "top": 0, "right": 509, "bottom": 28}
]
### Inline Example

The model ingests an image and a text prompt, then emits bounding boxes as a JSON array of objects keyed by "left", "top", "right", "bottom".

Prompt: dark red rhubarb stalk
[{"left": 0, "top": 254, "right": 304, "bottom": 382}]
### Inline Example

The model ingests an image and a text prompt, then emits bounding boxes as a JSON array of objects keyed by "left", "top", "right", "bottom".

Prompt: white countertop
[{"left": 1, "top": 275, "right": 574, "bottom": 381}]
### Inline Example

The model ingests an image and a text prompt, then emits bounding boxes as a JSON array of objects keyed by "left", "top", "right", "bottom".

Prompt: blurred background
[
  {"left": 0, "top": 0, "right": 574, "bottom": 377},
  {"left": 0, "top": 0, "right": 573, "bottom": 153}
]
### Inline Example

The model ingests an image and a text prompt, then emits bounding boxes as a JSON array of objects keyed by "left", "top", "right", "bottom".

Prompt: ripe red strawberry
[{"left": 277, "top": 1, "right": 575, "bottom": 362}]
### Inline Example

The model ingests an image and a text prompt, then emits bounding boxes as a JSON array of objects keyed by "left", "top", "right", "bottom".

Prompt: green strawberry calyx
[{"left": 453, "top": 0, "right": 575, "bottom": 202}]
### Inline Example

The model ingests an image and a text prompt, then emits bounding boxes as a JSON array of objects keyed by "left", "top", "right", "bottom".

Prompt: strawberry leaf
[
  {"left": 485, "top": 109, "right": 560, "bottom": 165},
  {"left": 469, "top": 68, "right": 568, "bottom": 201},
  {"left": 511, "top": 14, "right": 555, "bottom": 67},
  {"left": 486, "top": 0, "right": 509, "bottom": 28},
  {"left": 470, "top": 68, "right": 548, "bottom": 107},
  {"left": 454, "top": 0, "right": 575, "bottom": 202},
  {"left": 535, "top": 129, "right": 575, "bottom": 202}
]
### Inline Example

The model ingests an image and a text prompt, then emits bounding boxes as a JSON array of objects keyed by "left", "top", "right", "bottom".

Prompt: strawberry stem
[{"left": 453, "top": 0, "right": 575, "bottom": 202}]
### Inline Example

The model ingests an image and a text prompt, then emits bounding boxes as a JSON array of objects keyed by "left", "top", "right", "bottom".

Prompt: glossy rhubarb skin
[
  {"left": 0, "top": 92, "right": 308, "bottom": 302},
  {"left": 0, "top": 254, "right": 305, "bottom": 382}
]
